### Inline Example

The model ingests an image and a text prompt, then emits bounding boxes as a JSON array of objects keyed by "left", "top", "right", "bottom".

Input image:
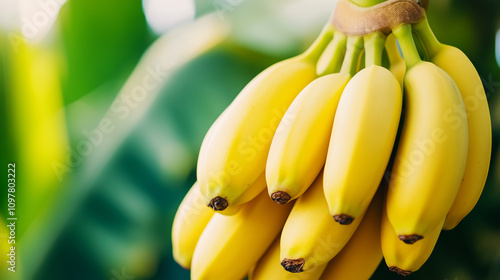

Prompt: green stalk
[
  {"left": 385, "top": 33, "right": 402, "bottom": 66},
  {"left": 321, "top": 32, "right": 348, "bottom": 75},
  {"left": 349, "top": 0, "right": 387, "bottom": 7},
  {"left": 392, "top": 24, "right": 421, "bottom": 69},
  {"left": 412, "top": 17, "right": 443, "bottom": 58},
  {"left": 364, "top": 31, "right": 386, "bottom": 67},
  {"left": 303, "top": 25, "right": 335, "bottom": 62},
  {"left": 340, "top": 36, "right": 364, "bottom": 77}
]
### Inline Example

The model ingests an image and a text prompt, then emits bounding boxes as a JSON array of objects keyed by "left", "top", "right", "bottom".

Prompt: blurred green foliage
[
  {"left": 59, "top": 0, "right": 151, "bottom": 104},
  {"left": 0, "top": 0, "right": 499, "bottom": 279}
]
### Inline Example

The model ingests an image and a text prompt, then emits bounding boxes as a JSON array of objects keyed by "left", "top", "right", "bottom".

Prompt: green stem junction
[
  {"left": 340, "top": 36, "right": 364, "bottom": 77},
  {"left": 303, "top": 25, "right": 335, "bottom": 62},
  {"left": 392, "top": 24, "right": 421, "bottom": 69},
  {"left": 413, "top": 17, "right": 443, "bottom": 58},
  {"left": 364, "top": 31, "right": 386, "bottom": 67}
]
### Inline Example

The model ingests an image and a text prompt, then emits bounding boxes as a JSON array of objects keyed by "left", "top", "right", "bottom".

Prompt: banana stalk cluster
[{"left": 172, "top": 0, "right": 492, "bottom": 279}]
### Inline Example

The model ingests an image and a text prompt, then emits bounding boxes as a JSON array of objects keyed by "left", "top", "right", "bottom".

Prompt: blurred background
[{"left": 0, "top": 0, "right": 498, "bottom": 279}]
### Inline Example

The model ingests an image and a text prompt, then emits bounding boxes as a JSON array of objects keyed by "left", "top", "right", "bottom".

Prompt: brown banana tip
[
  {"left": 281, "top": 258, "right": 305, "bottom": 273},
  {"left": 208, "top": 196, "right": 228, "bottom": 211},
  {"left": 398, "top": 234, "right": 423, "bottom": 244},
  {"left": 389, "top": 266, "right": 412, "bottom": 276},
  {"left": 271, "top": 191, "right": 291, "bottom": 205},
  {"left": 333, "top": 214, "right": 354, "bottom": 225}
]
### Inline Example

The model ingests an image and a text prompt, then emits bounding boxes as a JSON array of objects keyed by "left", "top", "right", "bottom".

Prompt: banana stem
[
  {"left": 340, "top": 36, "right": 364, "bottom": 77},
  {"left": 321, "top": 33, "right": 348, "bottom": 74},
  {"left": 413, "top": 17, "right": 442, "bottom": 58},
  {"left": 349, "top": 0, "right": 387, "bottom": 7},
  {"left": 364, "top": 31, "right": 386, "bottom": 67},
  {"left": 392, "top": 24, "right": 421, "bottom": 69},
  {"left": 303, "top": 24, "right": 335, "bottom": 62},
  {"left": 385, "top": 33, "right": 403, "bottom": 66}
]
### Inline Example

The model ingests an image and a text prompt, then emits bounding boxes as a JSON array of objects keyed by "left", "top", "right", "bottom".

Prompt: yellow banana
[
  {"left": 172, "top": 182, "right": 215, "bottom": 269},
  {"left": 266, "top": 73, "right": 350, "bottom": 204},
  {"left": 196, "top": 109, "right": 225, "bottom": 182},
  {"left": 320, "top": 189, "right": 383, "bottom": 280},
  {"left": 250, "top": 237, "right": 327, "bottom": 280},
  {"left": 280, "top": 172, "right": 364, "bottom": 273},
  {"left": 172, "top": 180, "right": 246, "bottom": 269},
  {"left": 197, "top": 26, "right": 334, "bottom": 211},
  {"left": 414, "top": 17, "right": 492, "bottom": 230},
  {"left": 382, "top": 193, "right": 443, "bottom": 276},
  {"left": 266, "top": 32, "right": 361, "bottom": 204},
  {"left": 385, "top": 32, "right": 406, "bottom": 86},
  {"left": 266, "top": 34, "right": 362, "bottom": 205},
  {"left": 196, "top": 110, "right": 248, "bottom": 216},
  {"left": 266, "top": 33, "right": 365, "bottom": 206},
  {"left": 388, "top": 24, "right": 468, "bottom": 243},
  {"left": 324, "top": 32, "right": 402, "bottom": 225},
  {"left": 191, "top": 190, "right": 293, "bottom": 280}
]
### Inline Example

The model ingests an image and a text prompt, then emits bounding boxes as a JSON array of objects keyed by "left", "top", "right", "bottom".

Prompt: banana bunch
[{"left": 172, "top": 0, "right": 491, "bottom": 278}]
